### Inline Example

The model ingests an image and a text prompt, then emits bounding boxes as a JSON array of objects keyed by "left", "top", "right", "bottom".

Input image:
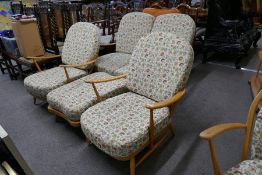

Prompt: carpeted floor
[{"left": 0, "top": 44, "right": 260, "bottom": 174}]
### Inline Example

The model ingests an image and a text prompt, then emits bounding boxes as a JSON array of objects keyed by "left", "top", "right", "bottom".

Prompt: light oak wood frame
[
  {"left": 48, "top": 73, "right": 127, "bottom": 127},
  {"left": 200, "top": 89, "right": 262, "bottom": 175},
  {"left": 85, "top": 88, "right": 185, "bottom": 175},
  {"left": 249, "top": 50, "right": 262, "bottom": 108}
]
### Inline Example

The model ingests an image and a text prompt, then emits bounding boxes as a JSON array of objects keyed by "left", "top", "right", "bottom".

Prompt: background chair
[
  {"left": 95, "top": 12, "right": 155, "bottom": 75},
  {"left": 151, "top": 13, "right": 196, "bottom": 44},
  {"left": 200, "top": 90, "right": 262, "bottom": 175},
  {"left": 81, "top": 32, "right": 194, "bottom": 175}
]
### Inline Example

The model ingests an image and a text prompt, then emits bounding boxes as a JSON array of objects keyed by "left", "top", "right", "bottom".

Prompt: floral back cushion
[
  {"left": 116, "top": 12, "right": 155, "bottom": 54},
  {"left": 152, "top": 14, "right": 196, "bottom": 44},
  {"left": 251, "top": 109, "right": 262, "bottom": 160},
  {"left": 62, "top": 22, "right": 100, "bottom": 66},
  {"left": 127, "top": 32, "right": 194, "bottom": 102}
]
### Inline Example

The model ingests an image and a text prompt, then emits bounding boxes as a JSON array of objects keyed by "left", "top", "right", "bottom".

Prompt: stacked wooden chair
[
  {"left": 200, "top": 89, "right": 262, "bottom": 175},
  {"left": 34, "top": 5, "right": 60, "bottom": 54},
  {"left": 24, "top": 22, "right": 100, "bottom": 103}
]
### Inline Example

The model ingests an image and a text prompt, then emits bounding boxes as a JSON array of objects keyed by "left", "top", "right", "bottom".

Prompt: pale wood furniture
[
  {"left": 200, "top": 89, "right": 262, "bottom": 175},
  {"left": 81, "top": 32, "right": 194, "bottom": 175},
  {"left": 249, "top": 51, "right": 262, "bottom": 109}
]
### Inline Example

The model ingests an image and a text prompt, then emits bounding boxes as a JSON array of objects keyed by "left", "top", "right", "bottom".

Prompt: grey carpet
[{"left": 0, "top": 48, "right": 260, "bottom": 174}]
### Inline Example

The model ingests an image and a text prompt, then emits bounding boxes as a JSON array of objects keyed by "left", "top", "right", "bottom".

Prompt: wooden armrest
[
  {"left": 200, "top": 123, "right": 247, "bottom": 140},
  {"left": 145, "top": 90, "right": 185, "bottom": 110},
  {"left": 27, "top": 54, "right": 61, "bottom": 60},
  {"left": 85, "top": 74, "right": 127, "bottom": 84},
  {"left": 59, "top": 59, "right": 96, "bottom": 68}
]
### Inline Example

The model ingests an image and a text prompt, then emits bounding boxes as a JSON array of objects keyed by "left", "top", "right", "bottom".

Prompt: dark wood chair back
[{"left": 34, "top": 6, "right": 59, "bottom": 54}]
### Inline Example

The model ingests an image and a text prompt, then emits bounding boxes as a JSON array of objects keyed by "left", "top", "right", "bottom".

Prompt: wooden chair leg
[
  {"left": 168, "top": 122, "right": 176, "bottom": 136},
  {"left": 130, "top": 157, "right": 136, "bottom": 175}
]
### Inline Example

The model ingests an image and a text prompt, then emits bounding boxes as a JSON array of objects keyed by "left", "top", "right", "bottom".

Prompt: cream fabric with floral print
[
  {"left": 116, "top": 12, "right": 155, "bottom": 54},
  {"left": 24, "top": 22, "right": 100, "bottom": 100},
  {"left": 81, "top": 32, "right": 194, "bottom": 158},
  {"left": 47, "top": 72, "right": 128, "bottom": 120},
  {"left": 81, "top": 92, "right": 169, "bottom": 158},
  {"left": 127, "top": 32, "right": 194, "bottom": 102},
  {"left": 95, "top": 12, "right": 155, "bottom": 75},
  {"left": 24, "top": 67, "right": 86, "bottom": 100},
  {"left": 96, "top": 53, "right": 131, "bottom": 75},
  {"left": 62, "top": 22, "right": 100, "bottom": 67},
  {"left": 152, "top": 14, "right": 196, "bottom": 44},
  {"left": 225, "top": 160, "right": 262, "bottom": 175}
]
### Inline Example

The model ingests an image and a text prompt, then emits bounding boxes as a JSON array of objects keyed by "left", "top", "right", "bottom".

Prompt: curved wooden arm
[
  {"left": 27, "top": 54, "right": 61, "bottom": 60},
  {"left": 200, "top": 123, "right": 247, "bottom": 140},
  {"left": 59, "top": 59, "right": 96, "bottom": 68},
  {"left": 85, "top": 74, "right": 127, "bottom": 84},
  {"left": 84, "top": 74, "right": 127, "bottom": 102},
  {"left": 145, "top": 90, "right": 185, "bottom": 110},
  {"left": 200, "top": 123, "right": 247, "bottom": 175},
  {"left": 28, "top": 54, "right": 61, "bottom": 72}
]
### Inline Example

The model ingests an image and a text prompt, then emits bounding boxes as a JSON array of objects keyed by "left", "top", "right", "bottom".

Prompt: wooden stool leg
[{"left": 130, "top": 157, "right": 136, "bottom": 175}]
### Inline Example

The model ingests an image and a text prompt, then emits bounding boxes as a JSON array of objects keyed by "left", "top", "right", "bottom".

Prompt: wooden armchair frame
[
  {"left": 200, "top": 89, "right": 262, "bottom": 175},
  {"left": 83, "top": 81, "right": 185, "bottom": 175}
]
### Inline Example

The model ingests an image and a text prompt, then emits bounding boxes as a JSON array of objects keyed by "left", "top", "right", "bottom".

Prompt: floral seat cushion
[
  {"left": 100, "top": 35, "right": 113, "bottom": 45},
  {"left": 113, "top": 65, "right": 129, "bottom": 75},
  {"left": 47, "top": 72, "right": 128, "bottom": 120},
  {"left": 225, "top": 160, "right": 262, "bottom": 175},
  {"left": 96, "top": 52, "right": 131, "bottom": 75},
  {"left": 81, "top": 92, "right": 169, "bottom": 158},
  {"left": 24, "top": 67, "right": 86, "bottom": 100}
]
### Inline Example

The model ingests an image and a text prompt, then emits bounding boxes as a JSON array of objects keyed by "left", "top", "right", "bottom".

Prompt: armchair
[
  {"left": 80, "top": 32, "right": 194, "bottom": 175},
  {"left": 96, "top": 12, "right": 155, "bottom": 75},
  {"left": 24, "top": 22, "right": 100, "bottom": 103},
  {"left": 200, "top": 90, "right": 262, "bottom": 175}
]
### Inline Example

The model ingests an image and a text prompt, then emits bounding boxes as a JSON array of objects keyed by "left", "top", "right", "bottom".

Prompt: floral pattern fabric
[
  {"left": 116, "top": 12, "right": 155, "bottom": 54},
  {"left": 80, "top": 92, "right": 169, "bottom": 158},
  {"left": 127, "top": 32, "right": 194, "bottom": 102},
  {"left": 96, "top": 52, "right": 131, "bottom": 75},
  {"left": 24, "top": 67, "right": 86, "bottom": 100},
  {"left": 113, "top": 65, "right": 129, "bottom": 75},
  {"left": 152, "top": 14, "right": 196, "bottom": 44},
  {"left": 47, "top": 72, "right": 128, "bottom": 120},
  {"left": 225, "top": 159, "right": 262, "bottom": 175},
  {"left": 62, "top": 22, "right": 100, "bottom": 66},
  {"left": 251, "top": 109, "right": 262, "bottom": 159},
  {"left": 24, "top": 22, "right": 100, "bottom": 100}
]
